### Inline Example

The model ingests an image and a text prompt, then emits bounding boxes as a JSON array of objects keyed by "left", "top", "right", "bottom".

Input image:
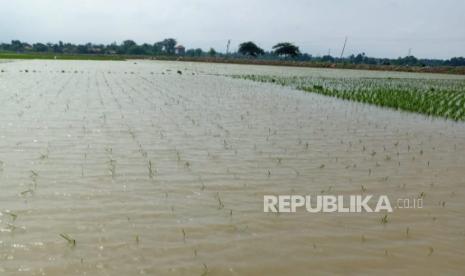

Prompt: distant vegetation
[
  {"left": 0, "top": 52, "right": 124, "bottom": 61},
  {"left": 1, "top": 39, "right": 464, "bottom": 68},
  {"left": 238, "top": 41, "right": 265, "bottom": 57}
]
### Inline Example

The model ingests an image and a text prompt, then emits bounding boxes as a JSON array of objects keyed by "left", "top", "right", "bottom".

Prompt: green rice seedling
[
  {"left": 381, "top": 214, "right": 389, "bottom": 224},
  {"left": 109, "top": 159, "right": 116, "bottom": 178},
  {"left": 39, "top": 153, "right": 48, "bottom": 160},
  {"left": 30, "top": 170, "right": 39, "bottom": 179},
  {"left": 182, "top": 228, "right": 186, "bottom": 243},
  {"left": 30, "top": 170, "right": 39, "bottom": 189},
  {"left": 5, "top": 211, "right": 18, "bottom": 222},
  {"left": 428, "top": 246, "right": 434, "bottom": 256},
  {"left": 233, "top": 74, "right": 465, "bottom": 121},
  {"left": 20, "top": 189, "right": 34, "bottom": 196},
  {"left": 135, "top": 234, "right": 140, "bottom": 245},
  {"left": 148, "top": 160, "right": 155, "bottom": 179},
  {"left": 216, "top": 192, "right": 225, "bottom": 209},
  {"left": 60, "top": 233, "right": 76, "bottom": 247},
  {"left": 201, "top": 263, "right": 209, "bottom": 276}
]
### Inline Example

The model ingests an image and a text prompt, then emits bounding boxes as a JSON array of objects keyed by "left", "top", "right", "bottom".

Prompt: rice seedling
[
  {"left": 198, "top": 263, "right": 209, "bottom": 276},
  {"left": 39, "top": 152, "right": 49, "bottom": 160},
  {"left": 381, "top": 214, "right": 389, "bottom": 224},
  {"left": 233, "top": 74, "right": 465, "bottom": 121},
  {"left": 108, "top": 159, "right": 117, "bottom": 178},
  {"left": 216, "top": 192, "right": 225, "bottom": 209},
  {"left": 182, "top": 228, "right": 186, "bottom": 243},
  {"left": 428, "top": 246, "right": 434, "bottom": 256},
  {"left": 4, "top": 211, "right": 18, "bottom": 222},
  {"left": 60, "top": 233, "right": 76, "bottom": 247},
  {"left": 20, "top": 189, "right": 34, "bottom": 196},
  {"left": 148, "top": 160, "right": 156, "bottom": 179}
]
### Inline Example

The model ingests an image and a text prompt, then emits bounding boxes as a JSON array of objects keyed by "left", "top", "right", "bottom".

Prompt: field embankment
[
  {"left": 2, "top": 51, "right": 465, "bottom": 75},
  {"left": 0, "top": 52, "right": 125, "bottom": 61}
]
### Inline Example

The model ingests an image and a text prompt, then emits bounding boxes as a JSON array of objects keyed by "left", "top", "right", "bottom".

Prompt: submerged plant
[
  {"left": 381, "top": 214, "right": 389, "bottom": 224},
  {"left": 60, "top": 233, "right": 76, "bottom": 247},
  {"left": 148, "top": 160, "right": 155, "bottom": 179}
]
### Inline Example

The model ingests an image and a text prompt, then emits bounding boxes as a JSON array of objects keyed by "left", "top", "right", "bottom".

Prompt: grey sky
[{"left": 0, "top": 0, "right": 463, "bottom": 59}]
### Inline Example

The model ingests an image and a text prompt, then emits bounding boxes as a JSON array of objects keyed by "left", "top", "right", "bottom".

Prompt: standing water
[{"left": 0, "top": 60, "right": 465, "bottom": 275}]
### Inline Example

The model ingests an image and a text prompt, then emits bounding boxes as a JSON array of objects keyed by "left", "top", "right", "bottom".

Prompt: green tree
[
  {"left": 161, "top": 38, "right": 177, "bottom": 55},
  {"left": 153, "top": 42, "right": 164, "bottom": 54},
  {"left": 121, "top": 40, "right": 137, "bottom": 54},
  {"left": 238, "top": 41, "right": 264, "bottom": 57},
  {"left": 208, "top": 48, "right": 217, "bottom": 57},
  {"left": 10, "top": 40, "right": 23, "bottom": 52},
  {"left": 32, "top": 43, "right": 48, "bottom": 52},
  {"left": 272, "top": 42, "right": 300, "bottom": 58}
]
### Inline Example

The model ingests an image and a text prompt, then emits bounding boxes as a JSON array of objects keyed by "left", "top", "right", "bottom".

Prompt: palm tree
[{"left": 272, "top": 42, "right": 300, "bottom": 58}]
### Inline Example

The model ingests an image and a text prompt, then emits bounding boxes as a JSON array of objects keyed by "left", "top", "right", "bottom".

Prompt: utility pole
[
  {"left": 340, "top": 36, "right": 348, "bottom": 59},
  {"left": 226, "top": 39, "right": 231, "bottom": 56}
]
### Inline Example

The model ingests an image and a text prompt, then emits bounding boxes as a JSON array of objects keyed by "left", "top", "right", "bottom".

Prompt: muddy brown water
[{"left": 0, "top": 60, "right": 465, "bottom": 275}]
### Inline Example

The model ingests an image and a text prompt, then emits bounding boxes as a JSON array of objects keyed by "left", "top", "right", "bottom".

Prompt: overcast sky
[{"left": 0, "top": 0, "right": 463, "bottom": 59}]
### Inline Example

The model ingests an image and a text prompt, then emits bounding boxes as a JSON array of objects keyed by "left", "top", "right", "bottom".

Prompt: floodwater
[{"left": 0, "top": 60, "right": 465, "bottom": 275}]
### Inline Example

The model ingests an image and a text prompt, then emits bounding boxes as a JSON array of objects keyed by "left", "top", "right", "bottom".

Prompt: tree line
[{"left": 1, "top": 39, "right": 464, "bottom": 67}]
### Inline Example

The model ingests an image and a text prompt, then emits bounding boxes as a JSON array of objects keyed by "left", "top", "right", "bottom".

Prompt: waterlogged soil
[{"left": 0, "top": 60, "right": 465, "bottom": 275}]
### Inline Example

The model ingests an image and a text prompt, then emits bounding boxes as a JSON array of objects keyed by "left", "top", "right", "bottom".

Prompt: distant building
[{"left": 175, "top": 45, "right": 185, "bottom": 55}]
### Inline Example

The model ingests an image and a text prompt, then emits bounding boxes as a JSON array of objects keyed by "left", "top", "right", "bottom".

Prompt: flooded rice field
[{"left": 0, "top": 60, "right": 465, "bottom": 275}]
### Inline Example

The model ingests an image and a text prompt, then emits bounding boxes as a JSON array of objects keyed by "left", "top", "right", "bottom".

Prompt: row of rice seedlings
[
  {"left": 233, "top": 74, "right": 465, "bottom": 121},
  {"left": 102, "top": 74, "right": 161, "bottom": 182}
]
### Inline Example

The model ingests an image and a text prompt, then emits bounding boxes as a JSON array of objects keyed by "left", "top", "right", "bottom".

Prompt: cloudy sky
[{"left": 0, "top": 0, "right": 463, "bottom": 59}]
